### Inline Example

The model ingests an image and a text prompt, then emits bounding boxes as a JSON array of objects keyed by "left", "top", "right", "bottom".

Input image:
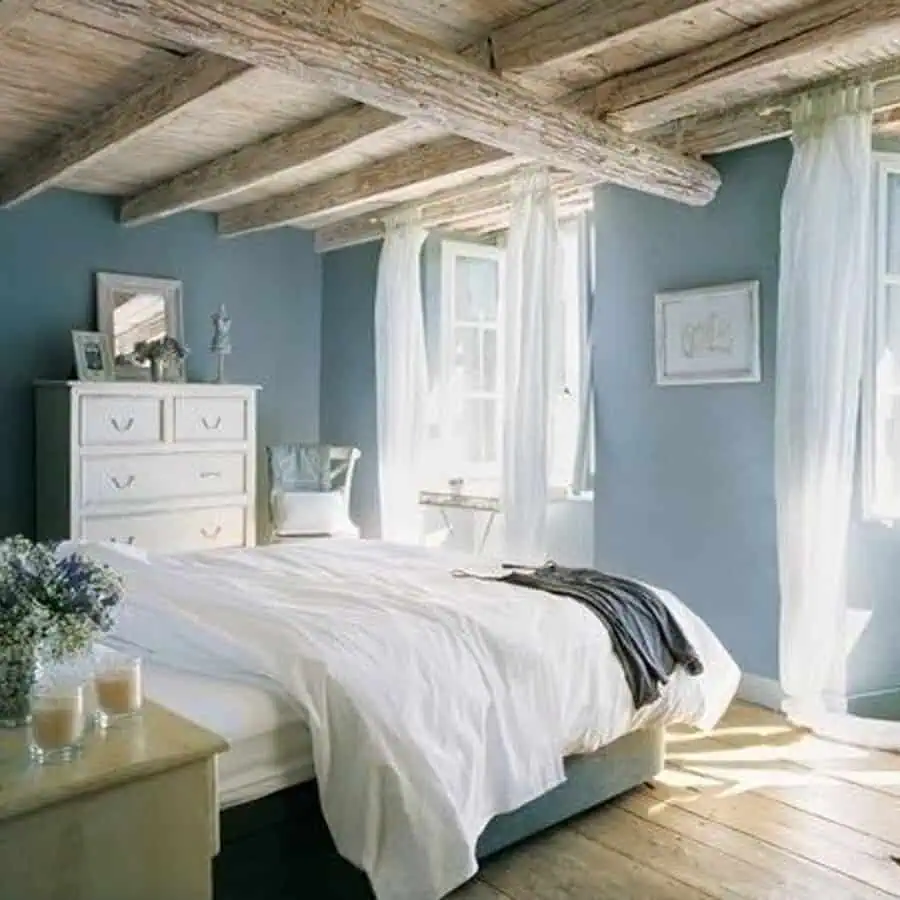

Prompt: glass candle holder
[
  {"left": 93, "top": 648, "right": 142, "bottom": 728},
  {"left": 29, "top": 665, "right": 86, "bottom": 764}
]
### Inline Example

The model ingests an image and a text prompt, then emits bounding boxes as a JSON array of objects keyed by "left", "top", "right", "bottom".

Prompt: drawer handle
[
  {"left": 200, "top": 525, "right": 222, "bottom": 540},
  {"left": 110, "top": 416, "right": 134, "bottom": 433},
  {"left": 110, "top": 474, "right": 136, "bottom": 490},
  {"left": 202, "top": 416, "right": 222, "bottom": 431},
  {"left": 200, "top": 471, "right": 222, "bottom": 480},
  {"left": 111, "top": 536, "right": 135, "bottom": 545}
]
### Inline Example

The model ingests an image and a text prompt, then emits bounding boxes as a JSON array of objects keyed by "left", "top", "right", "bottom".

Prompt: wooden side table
[{"left": 0, "top": 701, "right": 227, "bottom": 900}]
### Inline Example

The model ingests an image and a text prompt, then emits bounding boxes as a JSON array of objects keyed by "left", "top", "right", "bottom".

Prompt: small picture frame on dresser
[{"left": 72, "top": 331, "right": 115, "bottom": 382}]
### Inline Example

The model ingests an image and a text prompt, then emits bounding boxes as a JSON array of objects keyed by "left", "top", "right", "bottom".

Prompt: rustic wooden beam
[
  {"left": 0, "top": 50, "right": 248, "bottom": 207},
  {"left": 76, "top": 0, "right": 721, "bottom": 207},
  {"left": 489, "top": 0, "right": 721, "bottom": 73},
  {"left": 121, "top": 104, "right": 402, "bottom": 225},
  {"left": 577, "top": 0, "right": 900, "bottom": 129},
  {"left": 645, "top": 64, "right": 900, "bottom": 157},
  {"left": 0, "top": 0, "right": 36, "bottom": 31},
  {"left": 217, "top": 136, "right": 514, "bottom": 236},
  {"left": 313, "top": 169, "right": 598, "bottom": 252},
  {"left": 121, "top": 0, "right": 724, "bottom": 228},
  {"left": 454, "top": 196, "right": 593, "bottom": 236}
]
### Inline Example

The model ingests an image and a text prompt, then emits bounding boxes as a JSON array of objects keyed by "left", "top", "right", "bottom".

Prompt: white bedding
[
  {"left": 143, "top": 666, "right": 314, "bottom": 808},
  {"left": 83, "top": 538, "right": 739, "bottom": 900}
]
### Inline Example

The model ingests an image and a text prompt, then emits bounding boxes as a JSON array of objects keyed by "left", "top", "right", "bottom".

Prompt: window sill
[{"left": 550, "top": 490, "right": 594, "bottom": 504}]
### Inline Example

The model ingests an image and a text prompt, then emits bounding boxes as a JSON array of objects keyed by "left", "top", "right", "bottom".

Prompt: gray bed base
[{"left": 213, "top": 725, "right": 666, "bottom": 900}]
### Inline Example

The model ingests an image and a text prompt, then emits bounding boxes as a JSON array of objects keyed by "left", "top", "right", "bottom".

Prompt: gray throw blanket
[{"left": 465, "top": 563, "right": 703, "bottom": 711}]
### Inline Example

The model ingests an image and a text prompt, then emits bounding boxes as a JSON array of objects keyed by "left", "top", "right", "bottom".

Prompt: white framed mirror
[{"left": 96, "top": 273, "right": 183, "bottom": 379}]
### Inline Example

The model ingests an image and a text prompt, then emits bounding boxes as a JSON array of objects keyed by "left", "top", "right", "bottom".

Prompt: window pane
[
  {"left": 455, "top": 256, "right": 499, "bottom": 322},
  {"left": 452, "top": 326, "right": 481, "bottom": 392},
  {"left": 483, "top": 329, "right": 498, "bottom": 392},
  {"left": 883, "top": 285, "right": 900, "bottom": 390},
  {"left": 461, "top": 398, "right": 498, "bottom": 465},
  {"left": 887, "top": 173, "right": 900, "bottom": 275}
]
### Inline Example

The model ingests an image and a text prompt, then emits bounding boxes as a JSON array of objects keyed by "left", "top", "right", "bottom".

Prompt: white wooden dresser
[{"left": 34, "top": 381, "right": 259, "bottom": 552}]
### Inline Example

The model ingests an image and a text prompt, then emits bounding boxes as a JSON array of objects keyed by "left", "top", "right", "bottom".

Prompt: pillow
[{"left": 273, "top": 490, "right": 354, "bottom": 537}]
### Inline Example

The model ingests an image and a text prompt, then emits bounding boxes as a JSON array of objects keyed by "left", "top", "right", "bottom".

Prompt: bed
[
  {"left": 82, "top": 538, "right": 740, "bottom": 900},
  {"left": 143, "top": 667, "right": 666, "bottom": 899}
]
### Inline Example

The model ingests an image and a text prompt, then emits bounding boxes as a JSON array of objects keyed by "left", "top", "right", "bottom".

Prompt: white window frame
[
  {"left": 864, "top": 154, "right": 900, "bottom": 520},
  {"left": 439, "top": 240, "right": 506, "bottom": 485},
  {"left": 434, "top": 218, "right": 596, "bottom": 497}
]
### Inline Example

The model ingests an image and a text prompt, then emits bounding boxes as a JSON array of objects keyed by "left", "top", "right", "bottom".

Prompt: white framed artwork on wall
[{"left": 654, "top": 280, "right": 761, "bottom": 386}]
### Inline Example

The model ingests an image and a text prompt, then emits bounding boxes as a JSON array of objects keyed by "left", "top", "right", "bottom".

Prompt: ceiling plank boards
[
  {"left": 489, "top": 0, "right": 724, "bottom": 74},
  {"left": 218, "top": 135, "right": 515, "bottom": 236},
  {"left": 121, "top": 103, "right": 402, "bottom": 225},
  {"left": 0, "top": 50, "right": 249, "bottom": 207},
  {"left": 75, "top": 0, "right": 722, "bottom": 207},
  {"left": 579, "top": 0, "right": 900, "bottom": 129}
]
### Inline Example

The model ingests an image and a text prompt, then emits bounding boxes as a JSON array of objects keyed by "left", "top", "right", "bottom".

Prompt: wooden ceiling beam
[
  {"left": 575, "top": 0, "right": 900, "bottom": 129},
  {"left": 0, "top": 50, "right": 249, "bottom": 207},
  {"left": 76, "top": 0, "right": 721, "bottom": 208},
  {"left": 121, "top": 104, "right": 402, "bottom": 225},
  {"left": 0, "top": 0, "right": 36, "bottom": 32},
  {"left": 117, "top": 0, "right": 724, "bottom": 228},
  {"left": 645, "top": 63, "right": 900, "bottom": 157},
  {"left": 313, "top": 169, "right": 599, "bottom": 252},
  {"left": 488, "top": 0, "right": 722, "bottom": 74},
  {"left": 217, "top": 136, "right": 514, "bottom": 236},
  {"left": 452, "top": 196, "right": 593, "bottom": 237}
]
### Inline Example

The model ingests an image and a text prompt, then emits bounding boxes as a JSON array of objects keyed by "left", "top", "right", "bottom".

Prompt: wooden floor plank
[
  {"left": 667, "top": 728, "right": 900, "bottom": 844},
  {"left": 573, "top": 803, "right": 822, "bottom": 900},
  {"left": 480, "top": 826, "right": 722, "bottom": 900},
  {"left": 450, "top": 877, "right": 515, "bottom": 899},
  {"left": 639, "top": 773, "right": 900, "bottom": 896},
  {"left": 456, "top": 702, "right": 900, "bottom": 900},
  {"left": 617, "top": 784, "right": 895, "bottom": 900},
  {"left": 716, "top": 702, "right": 900, "bottom": 799}
]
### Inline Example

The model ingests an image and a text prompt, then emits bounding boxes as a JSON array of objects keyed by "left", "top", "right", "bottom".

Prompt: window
[
  {"left": 864, "top": 156, "right": 900, "bottom": 518},
  {"left": 426, "top": 219, "right": 594, "bottom": 495},
  {"left": 435, "top": 241, "right": 504, "bottom": 487}
]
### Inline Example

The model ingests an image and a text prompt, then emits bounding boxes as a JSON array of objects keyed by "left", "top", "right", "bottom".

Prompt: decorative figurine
[{"left": 210, "top": 304, "right": 232, "bottom": 384}]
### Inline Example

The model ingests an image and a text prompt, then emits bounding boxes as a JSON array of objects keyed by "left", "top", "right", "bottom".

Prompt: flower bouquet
[
  {"left": 133, "top": 335, "right": 189, "bottom": 382},
  {"left": 0, "top": 537, "right": 123, "bottom": 725}
]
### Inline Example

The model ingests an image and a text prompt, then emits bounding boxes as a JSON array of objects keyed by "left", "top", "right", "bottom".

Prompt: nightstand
[{"left": 0, "top": 701, "right": 227, "bottom": 900}]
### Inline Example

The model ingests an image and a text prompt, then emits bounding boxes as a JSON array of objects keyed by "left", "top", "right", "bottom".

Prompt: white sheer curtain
[
  {"left": 776, "top": 84, "right": 874, "bottom": 727},
  {"left": 375, "top": 214, "right": 428, "bottom": 543},
  {"left": 502, "top": 167, "right": 559, "bottom": 561}
]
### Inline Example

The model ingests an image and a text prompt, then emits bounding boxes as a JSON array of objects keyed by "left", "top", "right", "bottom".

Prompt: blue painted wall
[
  {"left": 593, "top": 141, "right": 790, "bottom": 681},
  {"left": 594, "top": 139, "right": 900, "bottom": 702},
  {"left": 320, "top": 240, "right": 382, "bottom": 538},
  {"left": 0, "top": 189, "right": 321, "bottom": 538}
]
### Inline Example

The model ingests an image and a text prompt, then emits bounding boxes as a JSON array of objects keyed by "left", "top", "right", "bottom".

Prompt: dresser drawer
[
  {"left": 80, "top": 395, "right": 164, "bottom": 446},
  {"left": 174, "top": 396, "right": 247, "bottom": 443},
  {"left": 81, "top": 506, "right": 246, "bottom": 552},
  {"left": 82, "top": 452, "right": 246, "bottom": 506}
]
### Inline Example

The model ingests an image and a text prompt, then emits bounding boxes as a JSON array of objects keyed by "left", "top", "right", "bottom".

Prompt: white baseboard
[
  {"left": 739, "top": 675, "right": 900, "bottom": 719},
  {"left": 849, "top": 686, "right": 900, "bottom": 719},
  {"left": 736, "top": 673, "right": 782, "bottom": 711}
]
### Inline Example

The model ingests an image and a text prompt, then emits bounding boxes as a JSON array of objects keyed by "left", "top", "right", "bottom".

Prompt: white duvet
[{"left": 79, "top": 538, "right": 739, "bottom": 900}]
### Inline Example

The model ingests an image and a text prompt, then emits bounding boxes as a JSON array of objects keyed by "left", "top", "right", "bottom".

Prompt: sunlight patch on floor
[
  {"left": 666, "top": 724, "right": 792, "bottom": 743},
  {"left": 679, "top": 763, "right": 829, "bottom": 793},
  {"left": 669, "top": 735, "right": 876, "bottom": 765}
]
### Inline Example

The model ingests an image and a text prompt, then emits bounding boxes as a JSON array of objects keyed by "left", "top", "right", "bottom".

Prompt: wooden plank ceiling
[{"left": 0, "top": 0, "right": 898, "bottom": 249}]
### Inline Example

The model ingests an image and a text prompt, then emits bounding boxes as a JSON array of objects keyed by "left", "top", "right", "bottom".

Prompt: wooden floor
[{"left": 451, "top": 702, "right": 900, "bottom": 899}]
